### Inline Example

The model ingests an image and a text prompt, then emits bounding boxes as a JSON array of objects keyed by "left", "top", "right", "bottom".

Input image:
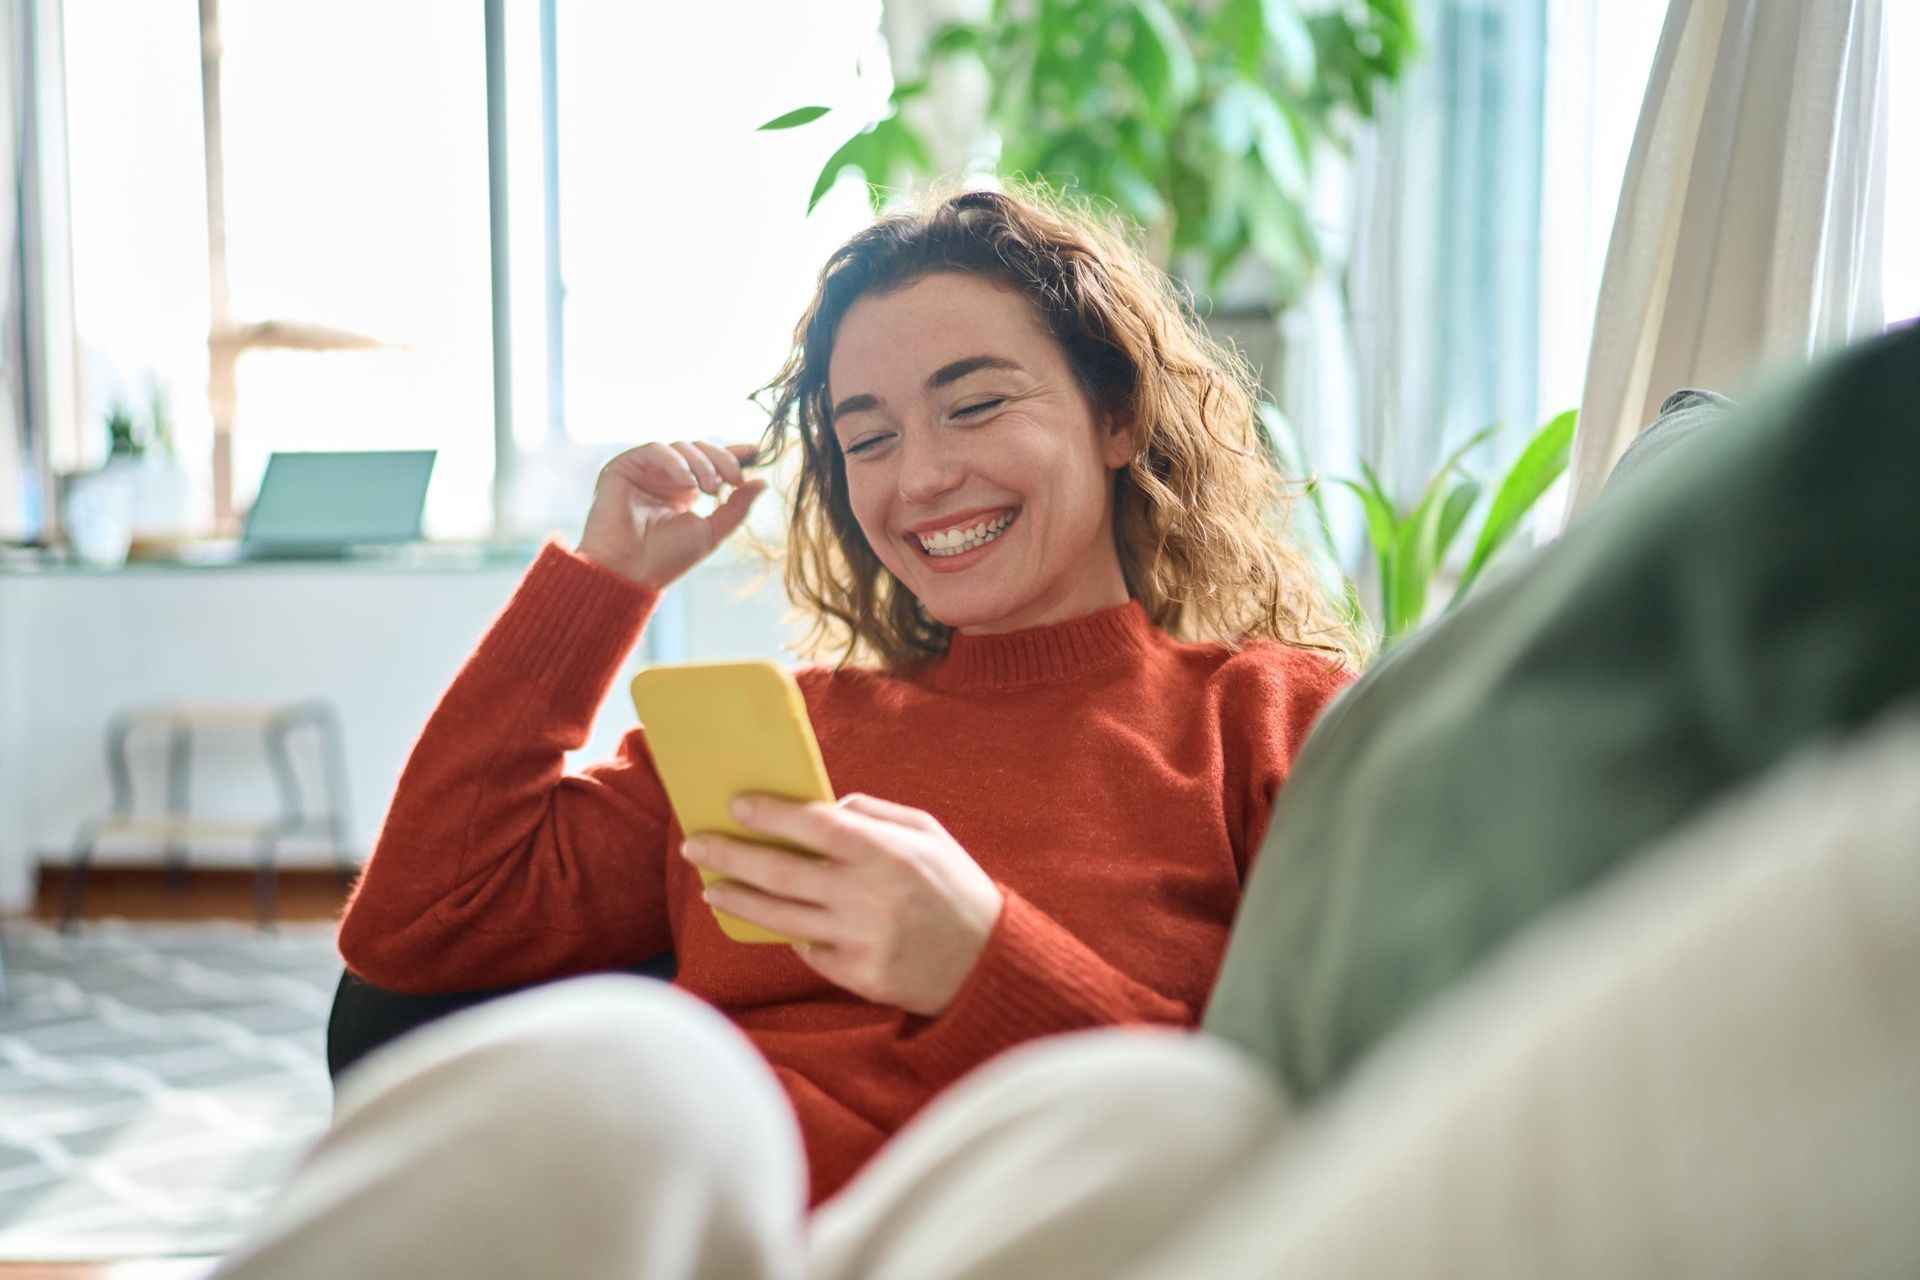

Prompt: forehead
[{"left": 827, "top": 272, "right": 1060, "bottom": 394}]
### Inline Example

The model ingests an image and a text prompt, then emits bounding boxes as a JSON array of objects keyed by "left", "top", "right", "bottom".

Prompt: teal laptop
[{"left": 241, "top": 451, "right": 436, "bottom": 560}]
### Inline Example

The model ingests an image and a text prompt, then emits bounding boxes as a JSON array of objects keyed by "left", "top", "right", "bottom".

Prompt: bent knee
[
  {"left": 338, "top": 975, "right": 794, "bottom": 1160},
  {"left": 957, "top": 1028, "right": 1288, "bottom": 1136}
]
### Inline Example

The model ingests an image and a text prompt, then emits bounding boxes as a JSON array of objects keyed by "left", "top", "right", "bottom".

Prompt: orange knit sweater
[{"left": 339, "top": 542, "right": 1349, "bottom": 1204}]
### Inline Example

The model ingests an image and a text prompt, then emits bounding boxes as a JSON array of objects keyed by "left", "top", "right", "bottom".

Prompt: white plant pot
[
  {"left": 63, "top": 468, "right": 135, "bottom": 566},
  {"left": 100, "top": 454, "right": 195, "bottom": 541}
]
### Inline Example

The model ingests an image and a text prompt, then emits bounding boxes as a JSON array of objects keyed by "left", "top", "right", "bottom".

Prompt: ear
[{"left": 1101, "top": 408, "right": 1139, "bottom": 470}]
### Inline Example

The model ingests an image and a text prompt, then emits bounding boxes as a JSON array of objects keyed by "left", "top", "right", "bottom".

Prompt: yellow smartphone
[{"left": 629, "top": 660, "right": 835, "bottom": 944}]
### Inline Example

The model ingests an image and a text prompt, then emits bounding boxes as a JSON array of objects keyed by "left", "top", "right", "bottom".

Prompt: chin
[
  {"left": 921, "top": 586, "right": 1043, "bottom": 634},
  {"left": 898, "top": 578, "right": 1009, "bottom": 630}
]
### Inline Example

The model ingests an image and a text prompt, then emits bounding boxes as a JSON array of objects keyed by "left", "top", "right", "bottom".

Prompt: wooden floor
[
  {"left": 0, "top": 1263, "right": 218, "bottom": 1279},
  {"left": 3, "top": 868, "right": 350, "bottom": 1277},
  {"left": 25, "top": 866, "right": 351, "bottom": 926}
]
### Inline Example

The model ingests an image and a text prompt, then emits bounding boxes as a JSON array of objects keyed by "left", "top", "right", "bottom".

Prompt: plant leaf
[
  {"left": 806, "top": 129, "right": 874, "bottom": 213},
  {"left": 757, "top": 105, "right": 831, "bottom": 132},
  {"left": 1209, "top": 81, "right": 1259, "bottom": 154},
  {"left": 1386, "top": 472, "right": 1454, "bottom": 641},
  {"left": 874, "top": 114, "right": 933, "bottom": 171},
  {"left": 1355, "top": 457, "right": 1395, "bottom": 512},
  {"left": 1433, "top": 420, "right": 1502, "bottom": 480},
  {"left": 1132, "top": 0, "right": 1199, "bottom": 105},
  {"left": 1451, "top": 408, "right": 1577, "bottom": 606},
  {"left": 1222, "top": 0, "right": 1263, "bottom": 77},
  {"left": 1258, "top": 0, "right": 1316, "bottom": 85},
  {"left": 1333, "top": 475, "right": 1400, "bottom": 628},
  {"left": 1435, "top": 477, "right": 1481, "bottom": 563},
  {"left": 1332, "top": 476, "right": 1399, "bottom": 555},
  {"left": 925, "top": 22, "right": 985, "bottom": 63}
]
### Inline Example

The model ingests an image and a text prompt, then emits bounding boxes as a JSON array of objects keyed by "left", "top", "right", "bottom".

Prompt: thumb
[
  {"left": 838, "top": 792, "right": 942, "bottom": 834},
  {"left": 701, "top": 478, "right": 767, "bottom": 546}
]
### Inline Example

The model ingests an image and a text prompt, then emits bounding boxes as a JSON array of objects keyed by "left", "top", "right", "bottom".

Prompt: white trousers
[{"left": 216, "top": 712, "right": 1920, "bottom": 1280}]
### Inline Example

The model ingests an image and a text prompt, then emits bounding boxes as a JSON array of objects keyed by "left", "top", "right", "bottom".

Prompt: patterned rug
[{"left": 0, "top": 918, "right": 340, "bottom": 1261}]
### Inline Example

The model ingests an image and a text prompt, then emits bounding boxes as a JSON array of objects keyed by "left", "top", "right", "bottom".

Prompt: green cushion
[{"left": 1203, "top": 325, "right": 1920, "bottom": 1102}]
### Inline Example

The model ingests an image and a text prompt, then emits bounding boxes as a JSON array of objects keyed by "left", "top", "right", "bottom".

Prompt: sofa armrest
[{"left": 326, "top": 950, "right": 679, "bottom": 1084}]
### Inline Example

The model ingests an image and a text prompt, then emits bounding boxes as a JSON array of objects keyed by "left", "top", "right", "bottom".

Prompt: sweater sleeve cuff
[
  {"left": 481, "top": 540, "right": 662, "bottom": 703},
  {"left": 891, "top": 888, "right": 1183, "bottom": 1085}
]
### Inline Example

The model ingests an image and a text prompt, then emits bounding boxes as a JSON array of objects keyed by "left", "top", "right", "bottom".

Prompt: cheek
[{"left": 843, "top": 483, "right": 892, "bottom": 555}]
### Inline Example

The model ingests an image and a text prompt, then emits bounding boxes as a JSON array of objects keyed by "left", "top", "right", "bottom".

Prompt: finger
[
  {"left": 692, "top": 439, "right": 747, "bottom": 487},
  {"left": 726, "top": 443, "right": 761, "bottom": 465},
  {"left": 788, "top": 938, "right": 847, "bottom": 980},
  {"left": 671, "top": 441, "right": 723, "bottom": 494},
  {"left": 732, "top": 794, "right": 871, "bottom": 863},
  {"left": 703, "top": 879, "right": 840, "bottom": 945},
  {"left": 837, "top": 792, "right": 943, "bottom": 835},
  {"left": 614, "top": 442, "right": 698, "bottom": 492},
  {"left": 701, "top": 480, "right": 765, "bottom": 546},
  {"left": 684, "top": 834, "right": 833, "bottom": 905}
]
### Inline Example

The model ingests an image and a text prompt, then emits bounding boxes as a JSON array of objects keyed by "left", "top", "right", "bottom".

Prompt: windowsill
[{"left": 0, "top": 540, "right": 545, "bottom": 577}]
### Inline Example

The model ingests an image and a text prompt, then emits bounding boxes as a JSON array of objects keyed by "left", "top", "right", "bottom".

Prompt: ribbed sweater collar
[{"left": 920, "top": 598, "right": 1158, "bottom": 692}]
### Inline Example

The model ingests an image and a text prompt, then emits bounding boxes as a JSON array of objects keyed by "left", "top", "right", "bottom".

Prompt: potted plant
[
  {"left": 94, "top": 387, "right": 194, "bottom": 553},
  {"left": 1261, "top": 402, "right": 1579, "bottom": 653},
  {"left": 763, "top": 0, "right": 1415, "bottom": 310}
]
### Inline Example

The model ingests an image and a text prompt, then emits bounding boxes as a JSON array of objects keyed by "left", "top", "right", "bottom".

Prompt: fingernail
[{"left": 729, "top": 797, "right": 751, "bottom": 822}]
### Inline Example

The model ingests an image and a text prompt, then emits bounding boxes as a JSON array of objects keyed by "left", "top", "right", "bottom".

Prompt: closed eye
[{"left": 845, "top": 398, "right": 1003, "bottom": 456}]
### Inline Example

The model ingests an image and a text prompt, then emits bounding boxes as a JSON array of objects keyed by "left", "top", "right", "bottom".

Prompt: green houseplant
[
  {"left": 1262, "top": 404, "right": 1578, "bottom": 650},
  {"left": 105, "top": 401, "right": 142, "bottom": 459},
  {"left": 764, "top": 0, "right": 1415, "bottom": 306}
]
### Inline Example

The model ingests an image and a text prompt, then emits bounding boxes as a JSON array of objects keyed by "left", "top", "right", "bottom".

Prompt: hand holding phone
[{"left": 630, "top": 660, "right": 834, "bottom": 944}]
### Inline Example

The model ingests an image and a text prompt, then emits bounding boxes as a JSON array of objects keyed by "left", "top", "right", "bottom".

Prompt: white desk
[{"left": 0, "top": 547, "right": 794, "bottom": 913}]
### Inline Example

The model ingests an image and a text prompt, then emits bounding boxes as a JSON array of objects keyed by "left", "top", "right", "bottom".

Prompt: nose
[{"left": 895, "top": 427, "right": 965, "bottom": 507}]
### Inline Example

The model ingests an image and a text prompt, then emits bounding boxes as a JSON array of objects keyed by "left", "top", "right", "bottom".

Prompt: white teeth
[{"left": 917, "top": 510, "right": 1014, "bottom": 557}]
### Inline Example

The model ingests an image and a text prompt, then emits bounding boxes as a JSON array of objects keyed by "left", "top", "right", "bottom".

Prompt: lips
[
  {"left": 908, "top": 508, "right": 1019, "bottom": 569},
  {"left": 902, "top": 505, "right": 1020, "bottom": 538}
]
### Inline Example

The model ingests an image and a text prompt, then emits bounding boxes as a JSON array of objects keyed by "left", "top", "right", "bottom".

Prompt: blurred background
[
  {"left": 0, "top": 1, "right": 1912, "bottom": 919},
  {"left": 9, "top": 0, "right": 1914, "bottom": 554},
  {"left": 0, "top": 0, "right": 1912, "bottom": 1268}
]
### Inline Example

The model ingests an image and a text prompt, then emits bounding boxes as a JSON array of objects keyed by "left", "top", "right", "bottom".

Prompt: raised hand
[{"left": 576, "top": 440, "right": 766, "bottom": 589}]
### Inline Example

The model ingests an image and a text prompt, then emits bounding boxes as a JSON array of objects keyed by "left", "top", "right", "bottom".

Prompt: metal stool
[{"left": 62, "top": 701, "right": 355, "bottom": 932}]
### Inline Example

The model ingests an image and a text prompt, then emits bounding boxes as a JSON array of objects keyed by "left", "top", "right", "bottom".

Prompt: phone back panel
[{"left": 629, "top": 660, "right": 835, "bottom": 944}]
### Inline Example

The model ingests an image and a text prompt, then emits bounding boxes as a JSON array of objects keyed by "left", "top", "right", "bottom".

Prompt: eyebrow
[{"left": 830, "top": 355, "right": 1026, "bottom": 426}]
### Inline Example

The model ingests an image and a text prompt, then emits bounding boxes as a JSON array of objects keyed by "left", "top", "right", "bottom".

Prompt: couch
[{"left": 327, "top": 324, "right": 1920, "bottom": 1272}]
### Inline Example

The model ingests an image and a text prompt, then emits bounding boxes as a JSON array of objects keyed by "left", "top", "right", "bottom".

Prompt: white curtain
[
  {"left": 1565, "top": 0, "right": 1888, "bottom": 517},
  {"left": 0, "top": 0, "right": 77, "bottom": 543},
  {"left": 0, "top": 0, "right": 26, "bottom": 540}
]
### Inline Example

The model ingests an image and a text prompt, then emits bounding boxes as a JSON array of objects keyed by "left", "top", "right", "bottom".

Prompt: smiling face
[{"left": 826, "top": 272, "right": 1137, "bottom": 636}]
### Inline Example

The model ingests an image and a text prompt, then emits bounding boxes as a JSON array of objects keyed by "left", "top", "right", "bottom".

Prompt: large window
[
  {"left": 56, "top": 0, "right": 1914, "bottom": 546},
  {"left": 493, "top": 0, "right": 883, "bottom": 538},
  {"left": 63, "top": 1, "right": 209, "bottom": 492},
  {"left": 62, "top": 0, "right": 884, "bottom": 541},
  {"left": 66, "top": 0, "right": 492, "bottom": 536}
]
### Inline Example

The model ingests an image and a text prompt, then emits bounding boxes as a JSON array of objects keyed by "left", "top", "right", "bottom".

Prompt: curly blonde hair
[{"left": 750, "top": 185, "right": 1359, "bottom": 672}]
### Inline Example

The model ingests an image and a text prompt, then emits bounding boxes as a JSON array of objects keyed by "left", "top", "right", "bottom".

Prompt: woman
[{"left": 330, "top": 187, "right": 1356, "bottom": 1209}]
